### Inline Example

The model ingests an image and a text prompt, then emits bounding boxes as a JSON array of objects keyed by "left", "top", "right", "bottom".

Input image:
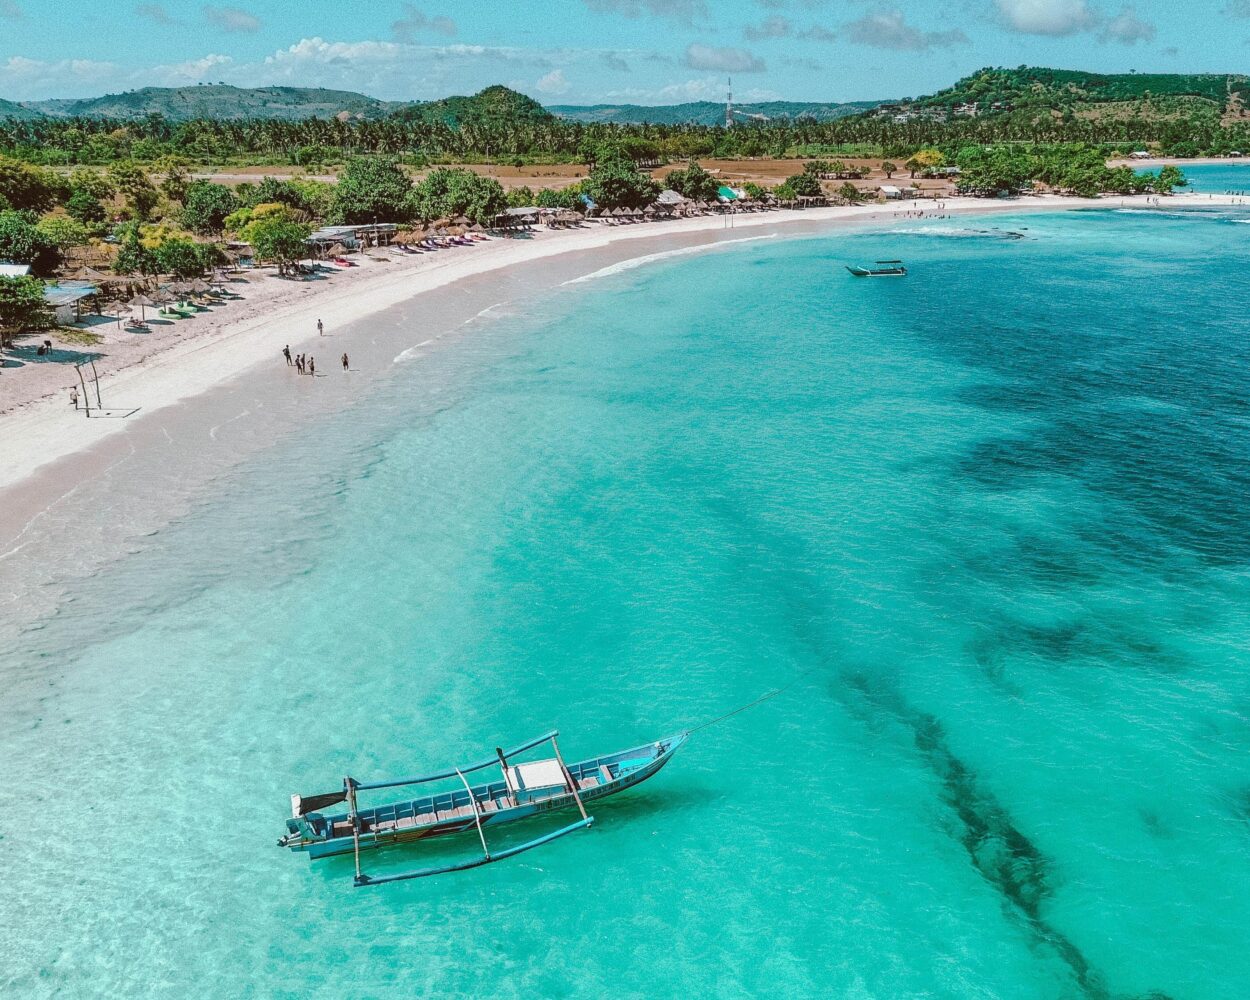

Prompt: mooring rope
[{"left": 687, "top": 668, "right": 817, "bottom": 735}]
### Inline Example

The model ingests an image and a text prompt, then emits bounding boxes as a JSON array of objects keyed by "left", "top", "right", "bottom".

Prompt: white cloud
[
  {"left": 844, "top": 11, "right": 969, "bottom": 50},
  {"left": 744, "top": 15, "right": 792, "bottom": 39},
  {"left": 392, "top": 4, "right": 456, "bottom": 41},
  {"left": 135, "top": 3, "right": 174, "bottom": 24},
  {"left": 603, "top": 78, "right": 780, "bottom": 103},
  {"left": 1100, "top": 5, "right": 1155, "bottom": 43},
  {"left": 994, "top": 0, "right": 1097, "bottom": 36},
  {"left": 799, "top": 25, "right": 837, "bottom": 42},
  {"left": 0, "top": 56, "right": 118, "bottom": 98},
  {"left": 536, "top": 69, "right": 570, "bottom": 94},
  {"left": 583, "top": 0, "right": 706, "bottom": 24},
  {"left": 683, "top": 43, "right": 766, "bottom": 72},
  {"left": 0, "top": 35, "right": 733, "bottom": 105},
  {"left": 150, "top": 54, "right": 234, "bottom": 84},
  {"left": 203, "top": 4, "right": 261, "bottom": 34}
]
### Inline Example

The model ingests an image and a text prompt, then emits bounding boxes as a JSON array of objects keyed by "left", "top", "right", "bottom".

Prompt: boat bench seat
[{"left": 599, "top": 766, "right": 614, "bottom": 785}]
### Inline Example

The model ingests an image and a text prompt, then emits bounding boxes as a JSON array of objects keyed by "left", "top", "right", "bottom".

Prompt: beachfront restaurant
[
  {"left": 44, "top": 282, "right": 98, "bottom": 325},
  {"left": 308, "top": 223, "right": 398, "bottom": 252}
]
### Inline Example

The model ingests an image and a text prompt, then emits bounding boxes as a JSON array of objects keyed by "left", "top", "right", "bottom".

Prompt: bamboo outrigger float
[{"left": 280, "top": 731, "right": 687, "bottom": 886}]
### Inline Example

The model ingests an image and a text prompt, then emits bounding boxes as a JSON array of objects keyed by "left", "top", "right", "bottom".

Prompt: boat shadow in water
[{"left": 838, "top": 670, "right": 1175, "bottom": 1000}]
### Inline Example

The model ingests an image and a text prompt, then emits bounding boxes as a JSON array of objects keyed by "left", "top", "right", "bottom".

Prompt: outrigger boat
[
  {"left": 846, "top": 260, "right": 907, "bottom": 277},
  {"left": 280, "top": 730, "right": 687, "bottom": 886}
]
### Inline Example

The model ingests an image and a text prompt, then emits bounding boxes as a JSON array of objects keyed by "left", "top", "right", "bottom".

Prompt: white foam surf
[{"left": 562, "top": 234, "right": 776, "bottom": 286}]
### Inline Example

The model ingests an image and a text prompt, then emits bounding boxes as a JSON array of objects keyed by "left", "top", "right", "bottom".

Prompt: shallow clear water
[
  {"left": 2, "top": 205, "right": 1249, "bottom": 999},
  {"left": 1168, "top": 160, "right": 1250, "bottom": 193}
]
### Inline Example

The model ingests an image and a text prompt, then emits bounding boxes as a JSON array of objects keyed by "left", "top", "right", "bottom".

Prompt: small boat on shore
[
  {"left": 280, "top": 730, "right": 687, "bottom": 886},
  {"left": 847, "top": 260, "right": 907, "bottom": 277}
]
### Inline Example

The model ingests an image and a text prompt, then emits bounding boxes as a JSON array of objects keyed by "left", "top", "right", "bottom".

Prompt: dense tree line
[{"left": 1, "top": 103, "right": 1248, "bottom": 170}]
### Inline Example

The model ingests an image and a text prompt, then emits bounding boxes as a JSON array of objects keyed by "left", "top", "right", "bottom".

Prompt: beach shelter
[
  {"left": 128, "top": 293, "right": 154, "bottom": 321},
  {"left": 717, "top": 185, "right": 739, "bottom": 202}
]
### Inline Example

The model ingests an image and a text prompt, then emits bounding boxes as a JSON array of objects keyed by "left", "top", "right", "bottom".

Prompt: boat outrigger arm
[{"left": 294, "top": 731, "right": 596, "bottom": 887}]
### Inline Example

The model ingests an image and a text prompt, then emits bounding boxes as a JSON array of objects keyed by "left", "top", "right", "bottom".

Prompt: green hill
[
  {"left": 549, "top": 100, "right": 883, "bottom": 125},
  {"left": 914, "top": 66, "right": 1245, "bottom": 112},
  {"left": 390, "top": 86, "right": 552, "bottom": 126},
  {"left": 26, "top": 85, "right": 399, "bottom": 121},
  {"left": 0, "top": 98, "right": 44, "bottom": 120}
]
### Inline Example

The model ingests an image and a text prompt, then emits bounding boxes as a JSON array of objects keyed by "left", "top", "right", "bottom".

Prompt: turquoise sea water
[
  {"left": 1168, "top": 160, "right": 1250, "bottom": 192},
  {"left": 3, "top": 193, "right": 1250, "bottom": 998}
]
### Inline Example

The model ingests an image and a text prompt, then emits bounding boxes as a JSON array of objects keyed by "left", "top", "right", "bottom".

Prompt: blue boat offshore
[{"left": 282, "top": 732, "right": 687, "bottom": 885}]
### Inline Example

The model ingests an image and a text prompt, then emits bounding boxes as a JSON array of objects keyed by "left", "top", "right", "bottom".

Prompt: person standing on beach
[
  {"left": 70, "top": 387, "right": 78, "bottom": 409},
  {"left": 296, "top": 355, "right": 304, "bottom": 375},
  {"left": 283, "top": 345, "right": 292, "bottom": 366},
  {"left": 341, "top": 352, "right": 349, "bottom": 372},
  {"left": 317, "top": 319, "right": 324, "bottom": 337},
  {"left": 308, "top": 357, "right": 315, "bottom": 376}
]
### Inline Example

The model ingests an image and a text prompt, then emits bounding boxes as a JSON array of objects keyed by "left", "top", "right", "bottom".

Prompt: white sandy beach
[{"left": 0, "top": 191, "right": 1235, "bottom": 501}]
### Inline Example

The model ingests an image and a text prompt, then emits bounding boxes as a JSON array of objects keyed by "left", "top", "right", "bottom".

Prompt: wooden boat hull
[
  {"left": 846, "top": 265, "right": 906, "bottom": 277},
  {"left": 286, "top": 733, "right": 687, "bottom": 861}
]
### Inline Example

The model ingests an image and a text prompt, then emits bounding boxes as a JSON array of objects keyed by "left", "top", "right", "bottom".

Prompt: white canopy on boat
[{"left": 505, "top": 758, "right": 567, "bottom": 792}]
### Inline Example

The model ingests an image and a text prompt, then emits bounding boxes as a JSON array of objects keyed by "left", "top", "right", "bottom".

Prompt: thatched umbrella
[
  {"left": 65, "top": 265, "right": 111, "bottom": 282},
  {"left": 189, "top": 279, "right": 210, "bottom": 294},
  {"left": 452, "top": 215, "right": 471, "bottom": 226},
  {"left": 469, "top": 223, "right": 486, "bottom": 233},
  {"left": 128, "top": 293, "right": 154, "bottom": 321}
]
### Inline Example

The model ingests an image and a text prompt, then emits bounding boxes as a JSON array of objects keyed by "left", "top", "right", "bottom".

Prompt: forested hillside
[
  {"left": 27, "top": 85, "right": 399, "bottom": 121},
  {"left": 549, "top": 100, "right": 882, "bottom": 125}
]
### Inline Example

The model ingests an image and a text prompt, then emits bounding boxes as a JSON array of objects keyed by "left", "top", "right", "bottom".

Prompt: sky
[{"left": 0, "top": 0, "right": 1244, "bottom": 106}]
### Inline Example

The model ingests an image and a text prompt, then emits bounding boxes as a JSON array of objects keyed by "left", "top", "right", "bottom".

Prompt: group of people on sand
[{"left": 282, "top": 319, "right": 349, "bottom": 377}]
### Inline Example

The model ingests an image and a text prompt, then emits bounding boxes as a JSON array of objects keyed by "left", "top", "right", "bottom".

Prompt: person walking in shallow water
[
  {"left": 341, "top": 352, "right": 349, "bottom": 372},
  {"left": 283, "top": 345, "right": 291, "bottom": 366}
]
